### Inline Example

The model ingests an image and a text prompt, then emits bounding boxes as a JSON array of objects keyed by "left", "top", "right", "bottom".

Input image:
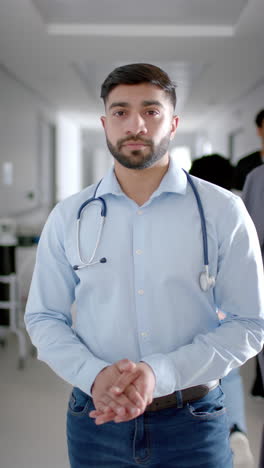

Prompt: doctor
[{"left": 25, "top": 63, "right": 264, "bottom": 468}]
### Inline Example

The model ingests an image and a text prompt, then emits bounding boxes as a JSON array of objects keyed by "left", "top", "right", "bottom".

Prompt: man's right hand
[
  {"left": 90, "top": 359, "right": 145, "bottom": 424},
  {"left": 89, "top": 360, "right": 156, "bottom": 425}
]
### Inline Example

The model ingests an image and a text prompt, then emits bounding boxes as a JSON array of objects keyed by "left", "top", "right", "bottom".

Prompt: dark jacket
[
  {"left": 233, "top": 150, "right": 262, "bottom": 190},
  {"left": 189, "top": 154, "right": 233, "bottom": 190}
]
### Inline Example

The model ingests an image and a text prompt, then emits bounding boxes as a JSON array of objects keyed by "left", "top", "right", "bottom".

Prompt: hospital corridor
[{"left": 1, "top": 0, "right": 264, "bottom": 467}]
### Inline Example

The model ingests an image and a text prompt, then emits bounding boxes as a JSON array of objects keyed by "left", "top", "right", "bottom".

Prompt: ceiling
[
  {"left": 33, "top": 0, "right": 248, "bottom": 26},
  {"left": 0, "top": 0, "right": 263, "bottom": 132}
]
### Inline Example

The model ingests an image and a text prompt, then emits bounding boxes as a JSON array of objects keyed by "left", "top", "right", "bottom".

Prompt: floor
[{"left": 0, "top": 333, "right": 263, "bottom": 468}]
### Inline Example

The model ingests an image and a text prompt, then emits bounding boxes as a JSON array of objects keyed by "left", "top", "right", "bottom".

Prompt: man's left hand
[{"left": 89, "top": 361, "right": 155, "bottom": 424}]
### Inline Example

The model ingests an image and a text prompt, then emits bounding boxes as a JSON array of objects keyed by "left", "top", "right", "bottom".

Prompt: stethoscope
[{"left": 73, "top": 170, "right": 216, "bottom": 292}]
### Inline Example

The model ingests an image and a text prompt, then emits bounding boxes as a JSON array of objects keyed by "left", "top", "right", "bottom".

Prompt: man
[
  {"left": 234, "top": 110, "right": 264, "bottom": 423},
  {"left": 243, "top": 164, "right": 264, "bottom": 397},
  {"left": 25, "top": 63, "right": 264, "bottom": 468},
  {"left": 243, "top": 163, "right": 264, "bottom": 262},
  {"left": 233, "top": 109, "right": 264, "bottom": 191},
  {"left": 190, "top": 152, "right": 254, "bottom": 467},
  {"left": 242, "top": 165, "right": 264, "bottom": 467},
  {"left": 189, "top": 153, "right": 233, "bottom": 190}
]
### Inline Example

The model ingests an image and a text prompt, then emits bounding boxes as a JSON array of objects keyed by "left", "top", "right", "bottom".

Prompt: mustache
[{"left": 117, "top": 136, "right": 153, "bottom": 148}]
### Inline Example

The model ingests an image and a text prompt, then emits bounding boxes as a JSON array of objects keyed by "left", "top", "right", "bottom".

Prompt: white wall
[
  {"left": 171, "top": 132, "right": 197, "bottom": 161},
  {"left": 56, "top": 115, "right": 82, "bottom": 201},
  {"left": 0, "top": 66, "right": 57, "bottom": 234},
  {"left": 82, "top": 129, "right": 113, "bottom": 187},
  {"left": 198, "top": 80, "right": 264, "bottom": 165}
]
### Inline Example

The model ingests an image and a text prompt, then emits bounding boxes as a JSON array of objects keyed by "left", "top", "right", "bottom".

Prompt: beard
[{"left": 105, "top": 132, "right": 171, "bottom": 170}]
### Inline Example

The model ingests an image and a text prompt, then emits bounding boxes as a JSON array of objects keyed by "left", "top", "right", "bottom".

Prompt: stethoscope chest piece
[{"left": 199, "top": 266, "right": 216, "bottom": 291}]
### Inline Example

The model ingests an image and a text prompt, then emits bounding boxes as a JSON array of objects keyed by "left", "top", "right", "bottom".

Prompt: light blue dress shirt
[{"left": 25, "top": 157, "right": 264, "bottom": 397}]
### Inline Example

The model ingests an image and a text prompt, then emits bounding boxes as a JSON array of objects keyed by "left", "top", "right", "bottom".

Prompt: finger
[
  {"left": 92, "top": 406, "right": 142, "bottom": 425},
  {"left": 125, "top": 385, "right": 146, "bottom": 412},
  {"left": 95, "top": 390, "right": 136, "bottom": 417},
  {"left": 94, "top": 410, "right": 118, "bottom": 425},
  {"left": 106, "top": 399, "right": 127, "bottom": 416},
  {"left": 93, "top": 394, "right": 114, "bottom": 414},
  {"left": 110, "top": 370, "right": 140, "bottom": 395},
  {"left": 113, "top": 407, "right": 141, "bottom": 423},
  {"left": 96, "top": 408, "right": 140, "bottom": 425},
  {"left": 90, "top": 406, "right": 117, "bottom": 423},
  {"left": 115, "top": 359, "right": 136, "bottom": 373},
  {"left": 89, "top": 409, "right": 101, "bottom": 418},
  {"left": 106, "top": 392, "right": 139, "bottom": 416},
  {"left": 89, "top": 407, "right": 113, "bottom": 417}
]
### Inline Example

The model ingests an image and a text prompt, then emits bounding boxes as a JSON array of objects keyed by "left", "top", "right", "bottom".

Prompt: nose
[{"left": 125, "top": 113, "right": 147, "bottom": 136}]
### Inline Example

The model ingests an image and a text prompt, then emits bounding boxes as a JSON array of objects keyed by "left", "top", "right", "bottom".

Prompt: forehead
[{"left": 105, "top": 83, "right": 171, "bottom": 109}]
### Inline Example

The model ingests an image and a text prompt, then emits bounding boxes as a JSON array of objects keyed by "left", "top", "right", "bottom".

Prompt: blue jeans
[
  {"left": 221, "top": 368, "right": 247, "bottom": 433},
  {"left": 67, "top": 386, "right": 233, "bottom": 467}
]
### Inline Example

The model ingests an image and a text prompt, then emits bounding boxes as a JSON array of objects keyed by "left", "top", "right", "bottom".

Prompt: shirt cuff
[
  {"left": 73, "top": 357, "right": 110, "bottom": 396},
  {"left": 141, "top": 353, "right": 177, "bottom": 397}
]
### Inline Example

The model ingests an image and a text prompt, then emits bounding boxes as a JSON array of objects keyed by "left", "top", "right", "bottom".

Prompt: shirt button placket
[{"left": 133, "top": 208, "right": 149, "bottom": 352}]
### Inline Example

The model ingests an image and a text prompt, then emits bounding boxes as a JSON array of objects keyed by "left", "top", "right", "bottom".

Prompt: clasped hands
[{"left": 89, "top": 359, "right": 156, "bottom": 425}]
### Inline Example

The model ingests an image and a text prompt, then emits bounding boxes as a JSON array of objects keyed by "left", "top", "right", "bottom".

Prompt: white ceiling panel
[{"left": 32, "top": 0, "right": 248, "bottom": 26}]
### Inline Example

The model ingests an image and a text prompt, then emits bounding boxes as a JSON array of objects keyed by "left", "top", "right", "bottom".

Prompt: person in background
[
  {"left": 189, "top": 153, "right": 233, "bottom": 190},
  {"left": 233, "top": 109, "right": 264, "bottom": 191},
  {"left": 25, "top": 63, "right": 264, "bottom": 468},
  {"left": 190, "top": 153, "right": 254, "bottom": 468},
  {"left": 242, "top": 164, "right": 264, "bottom": 468},
  {"left": 233, "top": 109, "right": 264, "bottom": 408},
  {"left": 232, "top": 110, "right": 264, "bottom": 466}
]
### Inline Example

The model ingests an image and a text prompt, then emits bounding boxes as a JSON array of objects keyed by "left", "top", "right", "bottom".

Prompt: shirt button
[
  {"left": 141, "top": 332, "right": 148, "bottom": 337},
  {"left": 137, "top": 210, "right": 143, "bottom": 215},
  {"left": 136, "top": 249, "right": 142, "bottom": 255},
  {"left": 138, "top": 289, "right": 144, "bottom": 295}
]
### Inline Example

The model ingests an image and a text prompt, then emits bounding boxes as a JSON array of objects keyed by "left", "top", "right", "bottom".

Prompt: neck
[{"left": 114, "top": 154, "right": 170, "bottom": 206}]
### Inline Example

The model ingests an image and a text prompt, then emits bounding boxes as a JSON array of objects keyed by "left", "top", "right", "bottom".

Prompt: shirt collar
[{"left": 95, "top": 156, "right": 188, "bottom": 198}]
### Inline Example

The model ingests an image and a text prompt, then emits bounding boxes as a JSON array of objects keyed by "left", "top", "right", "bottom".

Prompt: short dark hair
[
  {"left": 255, "top": 109, "right": 264, "bottom": 128},
  {"left": 100, "top": 63, "right": 176, "bottom": 109}
]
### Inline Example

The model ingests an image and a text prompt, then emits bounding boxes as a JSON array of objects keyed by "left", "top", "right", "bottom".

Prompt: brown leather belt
[{"left": 146, "top": 380, "right": 219, "bottom": 412}]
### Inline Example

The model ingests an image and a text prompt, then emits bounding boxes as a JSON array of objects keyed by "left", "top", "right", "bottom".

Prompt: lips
[{"left": 122, "top": 141, "right": 149, "bottom": 147}]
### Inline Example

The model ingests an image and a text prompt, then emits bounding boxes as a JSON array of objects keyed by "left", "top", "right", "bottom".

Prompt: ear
[
  {"left": 256, "top": 126, "right": 262, "bottom": 138},
  {"left": 100, "top": 116, "right": 106, "bottom": 129},
  {"left": 170, "top": 115, "right": 179, "bottom": 140}
]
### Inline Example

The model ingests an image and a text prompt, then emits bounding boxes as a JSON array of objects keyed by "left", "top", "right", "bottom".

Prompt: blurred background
[{"left": 0, "top": 0, "right": 264, "bottom": 467}]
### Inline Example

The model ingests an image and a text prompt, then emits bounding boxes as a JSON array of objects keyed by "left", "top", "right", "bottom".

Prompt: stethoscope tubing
[
  {"left": 183, "top": 170, "right": 209, "bottom": 267},
  {"left": 73, "top": 170, "right": 214, "bottom": 290}
]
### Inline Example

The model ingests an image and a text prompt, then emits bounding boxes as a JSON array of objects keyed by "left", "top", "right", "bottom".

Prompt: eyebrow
[
  {"left": 108, "top": 100, "right": 164, "bottom": 110},
  {"left": 108, "top": 101, "right": 129, "bottom": 110},
  {"left": 142, "top": 100, "right": 164, "bottom": 108}
]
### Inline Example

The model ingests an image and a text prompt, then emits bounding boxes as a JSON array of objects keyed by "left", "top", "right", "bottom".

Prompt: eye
[
  {"left": 113, "top": 110, "right": 126, "bottom": 117},
  {"left": 145, "top": 109, "right": 159, "bottom": 116}
]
